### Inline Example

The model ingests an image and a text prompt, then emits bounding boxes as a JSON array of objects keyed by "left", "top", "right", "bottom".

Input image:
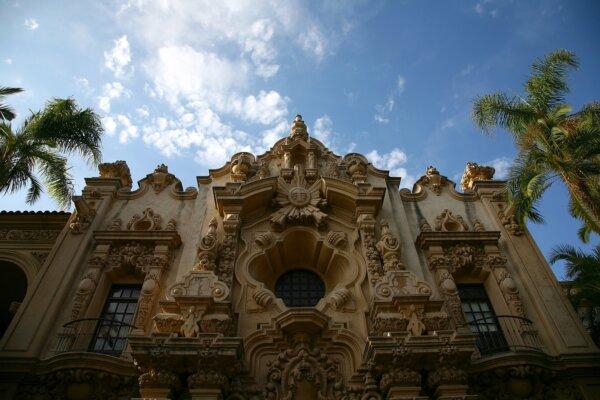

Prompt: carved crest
[
  {"left": 418, "top": 165, "right": 447, "bottom": 195},
  {"left": 147, "top": 164, "right": 176, "bottom": 194}
]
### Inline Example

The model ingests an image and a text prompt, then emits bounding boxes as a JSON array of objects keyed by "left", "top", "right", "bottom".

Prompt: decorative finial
[{"left": 289, "top": 114, "right": 308, "bottom": 141}]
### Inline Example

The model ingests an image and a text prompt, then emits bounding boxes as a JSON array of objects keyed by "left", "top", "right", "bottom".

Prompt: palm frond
[
  {"left": 525, "top": 49, "right": 578, "bottom": 111},
  {"left": 471, "top": 92, "right": 535, "bottom": 136},
  {"left": 0, "top": 86, "right": 24, "bottom": 121}
]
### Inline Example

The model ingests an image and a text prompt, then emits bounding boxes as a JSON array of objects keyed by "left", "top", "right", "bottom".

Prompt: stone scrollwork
[
  {"left": 376, "top": 219, "right": 404, "bottom": 272},
  {"left": 254, "top": 231, "right": 275, "bottom": 250},
  {"left": 374, "top": 270, "right": 432, "bottom": 301},
  {"left": 436, "top": 271, "right": 466, "bottom": 326},
  {"left": 497, "top": 203, "right": 523, "bottom": 236},
  {"left": 460, "top": 161, "right": 495, "bottom": 192},
  {"left": 194, "top": 217, "right": 219, "bottom": 272},
  {"left": 357, "top": 213, "right": 385, "bottom": 284},
  {"left": 69, "top": 196, "right": 96, "bottom": 234},
  {"left": 169, "top": 271, "right": 230, "bottom": 302},
  {"left": 326, "top": 231, "right": 347, "bottom": 250},
  {"left": 230, "top": 152, "right": 255, "bottom": 182},
  {"left": 270, "top": 174, "right": 328, "bottom": 231},
  {"left": 219, "top": 212, "right": 241, "bottom": 285},
  {"left": 327, "top": 285, "right": 352, "bottom": 310},
  {"left": 253, "top": 287, "right": 275, "bottom": 308}
]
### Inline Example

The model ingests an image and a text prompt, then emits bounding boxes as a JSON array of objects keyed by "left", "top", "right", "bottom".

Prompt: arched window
[
  {"left": 275, "top": 269, "right": 325, "bottom": 307},
  {"left": 0, "top": 260, "right": 28, "bottom": 338}
]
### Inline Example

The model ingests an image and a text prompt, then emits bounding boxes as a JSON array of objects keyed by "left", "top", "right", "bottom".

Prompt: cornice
[
  {"left": 93, "top": 230, "right": 182, "bottom": 248},
  {"left": 416, "top": 231, "right": 502, "bottom": 248}
]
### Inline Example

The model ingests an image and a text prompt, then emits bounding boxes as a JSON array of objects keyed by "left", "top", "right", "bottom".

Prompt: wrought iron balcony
[
  {"left": 464, "top": 315, "right": 544, "bottom": 357},
  {"left": 55, "top": 317, "right": 137, "bottom": 359}
]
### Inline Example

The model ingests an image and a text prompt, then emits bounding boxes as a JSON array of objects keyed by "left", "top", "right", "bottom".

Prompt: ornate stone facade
[{"left": 1, "top": 115, "right": 599, "bottom": 400}]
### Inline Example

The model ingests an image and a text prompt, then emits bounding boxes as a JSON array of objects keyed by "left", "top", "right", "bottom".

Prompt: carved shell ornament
[
  {"left": 270, "top": 173, "right": 328, "bottom": 230},
  {"left": 434, "top": 209, "right": 469, "bottom": 232},
  {"left": 127, "top": 208, "right": 162, "bottom": 231}
]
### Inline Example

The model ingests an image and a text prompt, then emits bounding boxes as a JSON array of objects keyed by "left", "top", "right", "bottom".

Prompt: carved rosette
[
  {"left": 376, "top": 219, "right": 404, "bottom": 271},
  {"left": 270, "top": 174, "right": 328, "bottom": 231},
  {"left": 357, "top": 214, "right": 384, "bottom": 284},
  {"left": 127, "top": 208, "right": 162, "bottom": 231}
]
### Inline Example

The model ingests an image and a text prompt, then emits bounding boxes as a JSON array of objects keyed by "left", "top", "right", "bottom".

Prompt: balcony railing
[
  {"left": 55, "top": 317, "right": 137, "bottom": 359},
  {"left": 464, "top": 315, "right": 544, "bottom": 357}
]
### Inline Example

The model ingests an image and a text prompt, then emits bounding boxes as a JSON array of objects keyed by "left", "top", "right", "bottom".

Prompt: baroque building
[{"left": 0, "top": 115, "right": 598, "bottom": 400}]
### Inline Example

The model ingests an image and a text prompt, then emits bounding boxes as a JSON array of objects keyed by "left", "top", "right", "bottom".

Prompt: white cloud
[
  {"left": 4, "top": 58, "right": 12, "bottom": 65},
  {"left": 102, "top": 116, "right": 117, "bottom": 135},
  {"left": 74, "top": 76, "right": 89, "bottom": 88},
  {"left": 24, "top": 19, "right": 39, "bottom": 30},
  {"left": 244, "top": 19, "right": 279, "bottom": 79},
  {"left": 136, "top": 106, "right": 150, "bottom": 118},
  {"left": 367, "top": 148, "right": 415, "bottom": 187},
  {"left": 97, "top": 82, "right": 125, "bottom": 113},
  {"left": 104, "top": 35, "right": 133, "bottom": 78},
  {"left": 298, "top": 25, "right": 327, "bottom": 61},
  {"left": 397, "top": 75, "right": 405, "bottom": 94},
  {"left": 441, "top": 117, "right": 455, "bottom": 130},
  {"left": 486, "top": 157, "right": 512, "bottom": 179},
  {"left": 238, "top": 90, "right": 288, "bottom": 125},
  {"left": 313, "top": 115, "right": 334, "bottom": 147},
  {"left": 375, "top": 74, "right": 405, "bottom": 124},
  {"left": 116, "top": 114, "right": 138, "bottom": 143},
  {"left": 474, "top": 3, "right": 484, "bottom": 14}
]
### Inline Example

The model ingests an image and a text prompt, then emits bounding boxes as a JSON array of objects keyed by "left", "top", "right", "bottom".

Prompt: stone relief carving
[
  {"left": 419, "top": 218, "right": 432, "bottom": 232},
  {"left": 98, "top": 160, "right": 132, "bottom": 188},
  {"left": 472, "top": 218, "right": 485, "bottom": 232},
  {"left": 30, "top": 250, "right": 50, "bottom": 264},
  {"left": 460, "top": 161, "right": 495, "bottom": 192},
  {"left": 147, "top": 164, "right": 176, "bottom": 194},
  {"left": 270, "top": 174, "right": 327, "bottom": 231},
  {"left": 434, "top": 209, "right": 469, "bottom": 232},
  {"left": 106, "top": 242, "right": 154, "bottom": 272},
  {"left": 127, "top": 208, "right": 162, "bottom": 231},
  {"left": 219, "top": 212, "right": 241, "bottom": 285},
  {"left": 69, "top": 196, "right": 96, "bottom": 234},
  {"left": 419, "top": 166, "right": 446, "bottom": 195},
  {"left": 107, "top": 218, "right": 122, "bottom": 230},
  {"left": 230, "top": 152, "right": 254, "bottom": 182},
  {"left": 0, "top": 229, "right": 60, "bottom": 241},
  {"left": 194, "top": 217, "right": 219, "bottom": 272},
  {"left": 327, "top": 285, "right": 352, "bottom": 310},
  {"left": 357, "top": 213, "right": 385, "bottom": 284},
  {"left": 497, "top": 203, "right": 523, "bottom": 235},
  {"left": 376, "top": 219, "right": 404, "bottom": 272},
  {"left": 255, "top": 231, "right": 275, "bottom": 249},
  {"left": 264, "top": 333, "right": 350, "bottom": 400},
  {"left": 344, "top": 154, "right": 368, "bottom": 184}
]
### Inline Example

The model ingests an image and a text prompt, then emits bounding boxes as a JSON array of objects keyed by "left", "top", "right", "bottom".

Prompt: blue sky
[{"left": 2, "top": 0, "right": 599, "bottom": 279}]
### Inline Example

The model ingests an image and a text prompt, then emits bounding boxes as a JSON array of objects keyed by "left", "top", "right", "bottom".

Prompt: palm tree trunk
[{"left": 562, "top": 173, "right": 600, "bottom": 229}]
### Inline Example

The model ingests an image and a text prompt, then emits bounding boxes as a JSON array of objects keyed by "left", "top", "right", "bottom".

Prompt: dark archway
[
  {"left": 0, "top": 260, "right": 28, "bottom": 338},
  {"left": 275, "top": 269, "right": 325, "bottom": 307}
]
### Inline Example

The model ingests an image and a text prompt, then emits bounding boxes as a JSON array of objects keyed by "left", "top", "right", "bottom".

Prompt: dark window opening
[
  {"left": 0, "top": 261, "right": 28, "bottom": 338},
  {"left": 458, "top": 284, "right": 508, "bottom": 355},
  {"left": 89, "top": 285, "right": 140, "bottom": 355},
  {"left": 275, "top": 269, "right": 325, "bottom": 307}
]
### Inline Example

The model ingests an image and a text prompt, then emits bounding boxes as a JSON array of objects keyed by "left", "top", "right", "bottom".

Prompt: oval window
[{"left": 275, "top": 269, "right": 325, "bottom": 307}]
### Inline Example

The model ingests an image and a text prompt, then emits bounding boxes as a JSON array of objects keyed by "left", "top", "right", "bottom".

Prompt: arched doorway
[{"left": 0, "top": 260, "right": 28, "bottom": 338}]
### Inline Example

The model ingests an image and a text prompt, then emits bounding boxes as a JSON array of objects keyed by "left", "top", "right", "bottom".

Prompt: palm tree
[
  {"left": 1, "top": 97, "right": 103, "bottom": 208},
  {"left": 472, "top": 50, "right": 600, "bottom": 235},
  {"left": 550, "top": 244, "right": 600, "bottom": 345},
  {"left": 0, "top": 86, "right": 23, "bottom": 121}
]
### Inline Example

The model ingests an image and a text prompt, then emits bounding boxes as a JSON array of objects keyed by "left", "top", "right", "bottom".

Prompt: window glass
[
  {"left": 89, "top": 284, "right": 140, "bottom": 356},
  {"left": 275, "top": 270, "right": 325, "bottom": 307}
]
